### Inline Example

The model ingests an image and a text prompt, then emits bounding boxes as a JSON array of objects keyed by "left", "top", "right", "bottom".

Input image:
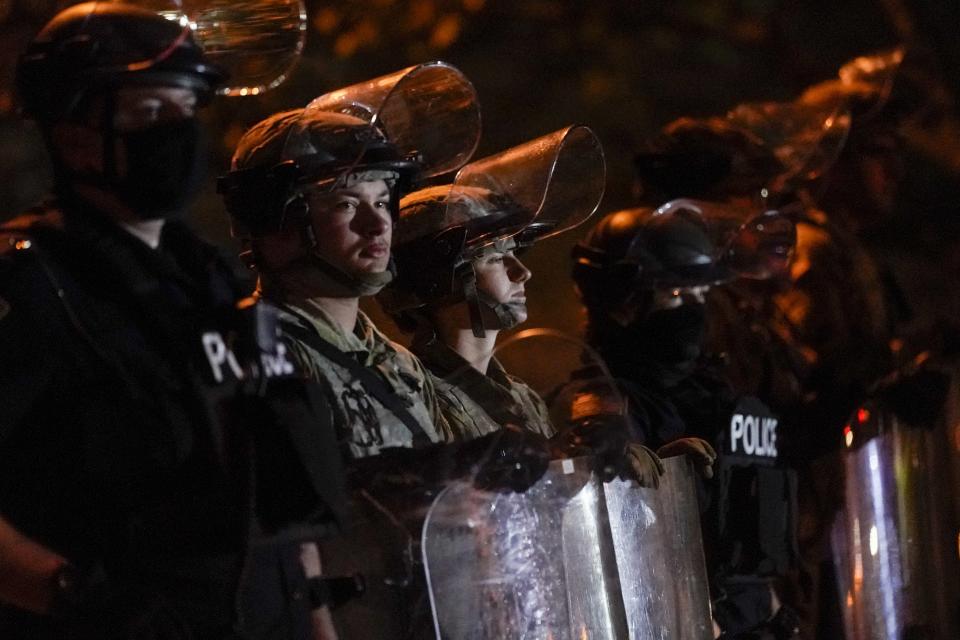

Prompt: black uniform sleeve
[{"left": 0, "top": 255, "right": 69, "bottom": 444}]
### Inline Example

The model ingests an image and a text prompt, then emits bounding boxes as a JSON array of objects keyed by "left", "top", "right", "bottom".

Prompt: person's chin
[
  {"left": 350, "top": 257, "right": 391, "bottom": 274},
  {"left": 505, "top": 300, "right": 528, "bottom": 324}
]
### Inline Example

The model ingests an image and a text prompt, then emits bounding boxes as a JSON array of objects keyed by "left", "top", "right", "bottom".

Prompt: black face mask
[
  {"left": 616, "top": 303, "right": 707, "bottom": 385},
  {"left": 111, "top": 118, "right": 207, "bottom": 219}
]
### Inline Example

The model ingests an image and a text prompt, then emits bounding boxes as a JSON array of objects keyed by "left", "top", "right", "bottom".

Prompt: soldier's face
[
  {"left": 473, "top": 249, "right": 532, "bottom": 323},
  {"left": 304, "top": 179, "right": 393, "bottom": 275}
]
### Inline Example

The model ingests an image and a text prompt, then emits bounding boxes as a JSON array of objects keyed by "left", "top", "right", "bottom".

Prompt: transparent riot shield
[
  {"left": 422, "top": 329, "right": 714, "bottom": 639},
  {"left": 726, "top": 99, "right": 851, "bottom": 198},
  {"left": 317, "top": 465, "right": 441, "bottom": 640},
  {"left": 830, "top": 369, "right": 960, "bottom": 640}
]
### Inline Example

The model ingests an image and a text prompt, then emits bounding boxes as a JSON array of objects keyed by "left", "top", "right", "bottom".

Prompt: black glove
[
  {"left": 657, "top": 437, "right": 717, "bottom": 479},
  {"left": 353, "top": 428, "right": 551, "bottom": 494},
  {"left": 561, "top": 416, "right": 665, "bottom": 486},
  {"left": 456, "top": 426, "right": 551, "bottom": 493}
]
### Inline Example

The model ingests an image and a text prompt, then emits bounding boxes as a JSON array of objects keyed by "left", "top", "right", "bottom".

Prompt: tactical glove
[
  {"left": 561, "top": 416, "right": 665, "bottom": 487},
  {"left": 657, "top": 437, "right": 717, "bottom": 479},
  {"left": 459, "top": 425, "right": 552, "bottom": 493}
]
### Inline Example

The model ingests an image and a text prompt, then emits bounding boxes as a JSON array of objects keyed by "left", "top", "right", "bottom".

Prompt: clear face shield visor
[
  {"left": 726, "top": 99, "right": 852, "bottom": 202},
  {"left": 443, "top": 124, "right": 606, "bottom": 255},
  {"left": 78, "top": 0, "right": 307, "bottom": 95},
  {"left": 281, "top": 61, "right": 482, "bottom": 195},
  {"left": 644, "top": 198, "right": 797, "bottom": 292}
]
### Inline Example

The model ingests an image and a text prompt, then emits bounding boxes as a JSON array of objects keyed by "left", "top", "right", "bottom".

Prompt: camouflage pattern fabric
[
  {"left": 412, "top": 335, "right": 556, "bottom": 440},
  {"left": 275, "top": 300, "right": 453, "bottom": 458}
]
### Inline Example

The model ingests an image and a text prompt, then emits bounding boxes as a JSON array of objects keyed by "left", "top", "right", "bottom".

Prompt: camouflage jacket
[
  {"left": 274, "top": 299, "right": 452, "bottom": 459},
  {"left": 412, "top": 334, "right": 556, "bottom": 440}
]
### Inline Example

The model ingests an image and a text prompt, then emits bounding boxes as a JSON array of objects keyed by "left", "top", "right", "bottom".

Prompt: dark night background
[{"left": 2, "top": 0, "right": 959, "bottom": 345}]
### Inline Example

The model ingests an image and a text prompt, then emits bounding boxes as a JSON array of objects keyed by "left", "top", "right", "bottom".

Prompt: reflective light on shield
[
  {"left": 869, "top": 524, "right": 879, "bottom": 557},
  {"left": 183, "top": 0, "right": 307, "bottom": 96},
  {"left": 844, "top": 424, "right": 854, "bottom": 448}
]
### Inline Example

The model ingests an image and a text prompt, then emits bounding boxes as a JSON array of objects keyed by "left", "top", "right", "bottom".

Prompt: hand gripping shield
[
  {"left": 422, "top": 329, "right": 713, "bottom": 639},
  {"left": 830, "top": 366, "right": 960, "bottom": 640}
]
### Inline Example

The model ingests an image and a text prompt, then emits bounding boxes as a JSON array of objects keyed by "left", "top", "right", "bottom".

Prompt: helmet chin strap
[
  {"left": 459, "top": 263, "right": 523, "bottom": 338},
  {"left": 301, "top": 222, "right": 395, "bottom": 297}
]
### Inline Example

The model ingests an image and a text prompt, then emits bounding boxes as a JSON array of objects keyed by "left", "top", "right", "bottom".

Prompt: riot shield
[
  {"left": 317, "top": 454, "right": 446, "bottom": 640},
  {"left": 830, "top": 369, "right": 960, "bottom": 640},
  {"left": 422, "top": 329, "right": 714, "bottom": 639}
]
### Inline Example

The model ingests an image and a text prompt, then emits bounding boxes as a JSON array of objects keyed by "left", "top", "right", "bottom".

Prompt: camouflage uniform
[
  {"left": 265, "top": 299, "right": 459, "bottom": 639},
  {"left": 274, "top": 299, "right": 452, "bottom": 458},
  {"left": 412, "top": 334, "right": 556, "bottom": 440}
]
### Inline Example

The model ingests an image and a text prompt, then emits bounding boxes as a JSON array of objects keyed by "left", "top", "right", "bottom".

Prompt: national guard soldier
[
  {"left": 380, "top": 125, "right": 668, "bottom": 487},
  {"left": 0, "top": 3, "right": 348, "bottom": 638},
  {"left": 217, "top": 65, "right": 551, "bottom": 639},
  {"left": 571, "top": 201, "right": 801, "bottom": 639}
]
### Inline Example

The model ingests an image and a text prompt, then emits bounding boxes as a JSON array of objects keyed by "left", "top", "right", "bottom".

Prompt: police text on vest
[{"left": 729, "top": 413, "right": 778, "bottom": 457}]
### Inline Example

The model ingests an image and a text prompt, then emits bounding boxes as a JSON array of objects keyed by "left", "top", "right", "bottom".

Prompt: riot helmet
[
  {"left": 383, "top": 125, "right": 605, "bottom": 337},
  {"left": 573, "top": 200, "right": 794, "bottom": 379},
  {"left": 15, "top": 2, "right": 233, "bottom": 218},
  {"left": 218, "top": 62, "right": 481, "bottom": 297},
  {"left": 573, "top": 203, "right": 727, "bottom": 312},
  {"left": 15, "top": 2, "right": 226, "bottom": 123}
]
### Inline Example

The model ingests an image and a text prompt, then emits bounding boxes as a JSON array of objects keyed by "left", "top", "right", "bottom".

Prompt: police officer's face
[
  {"left": 51, "top": 86, "right": 198, "bottom": 173},
  {"left": 112, "top": 86, "right": 198, "bottom": 131},
  {"left": 304, "top": 179, "right": 393, "bottom": 275},
  {"left": 474, "top": 250, "right": 532, "bottom": 323}
]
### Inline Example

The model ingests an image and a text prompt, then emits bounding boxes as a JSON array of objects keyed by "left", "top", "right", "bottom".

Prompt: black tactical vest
[
  {"left": 0, "top": 207, "right": 345, "bottom": 639},
  {"left": 710, "top": 395, "right": 798, "bottom": 579}
]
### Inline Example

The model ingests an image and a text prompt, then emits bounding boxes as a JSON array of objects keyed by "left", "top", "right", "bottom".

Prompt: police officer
[
  {"left": 1, "top": 3, "right": 347, "bottom": 638},
  {"left": 572, "top": 202, "right": 799, "bottom": 639},
  {"left": 218, "top": 68, "right": 550, "bottom": 638}
]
